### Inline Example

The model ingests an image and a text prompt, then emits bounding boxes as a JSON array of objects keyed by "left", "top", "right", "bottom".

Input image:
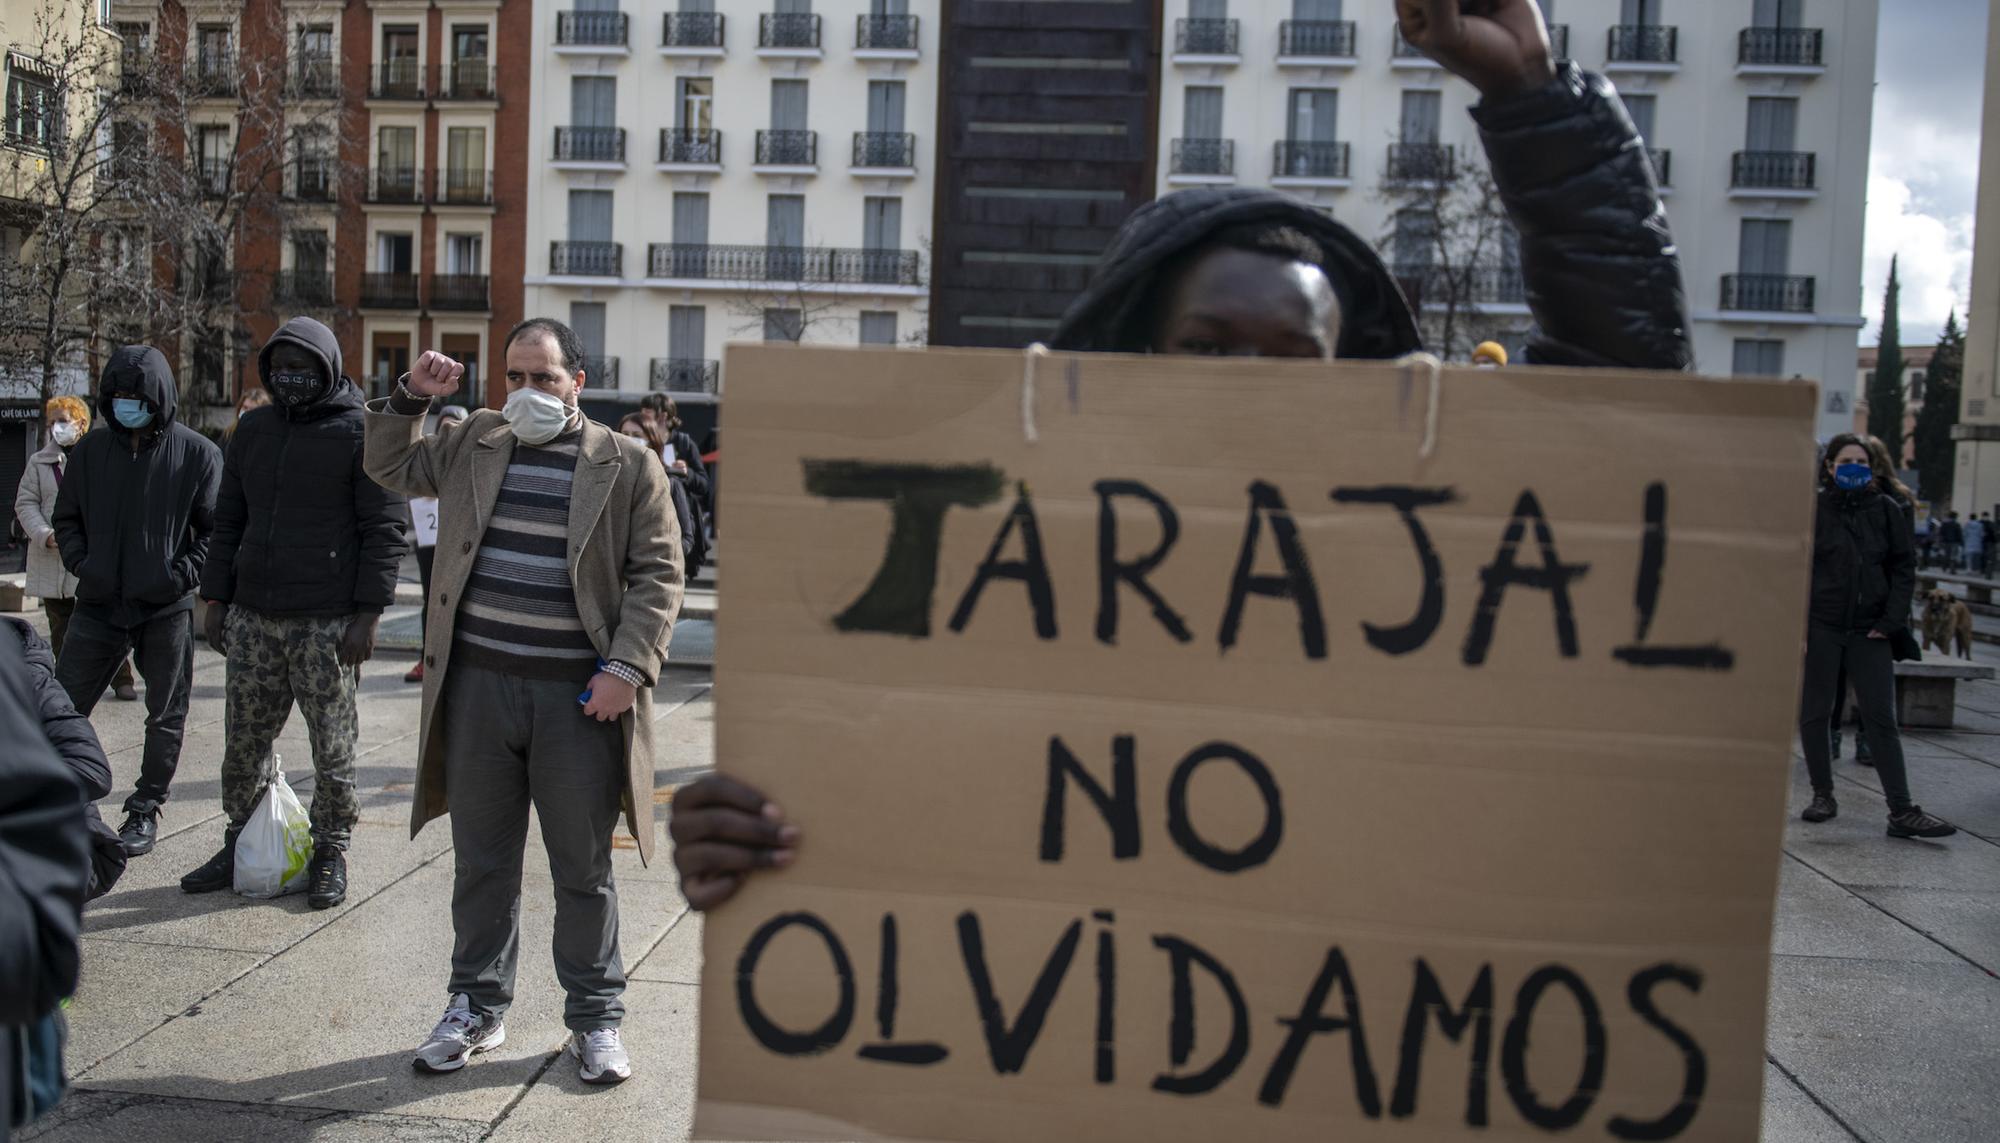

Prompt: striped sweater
[{"left": 452, "top": 432, "right": 599, "bottom": 681}]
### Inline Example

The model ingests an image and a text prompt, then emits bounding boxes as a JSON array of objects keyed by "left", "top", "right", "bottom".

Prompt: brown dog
[{"left": 1922, "top": 589, "right": 1975, "bottom": 659}]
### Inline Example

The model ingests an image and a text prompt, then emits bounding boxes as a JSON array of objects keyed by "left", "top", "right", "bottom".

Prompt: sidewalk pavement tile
[
  {"left": 1848, "top": 887, "right": 2000, "bottom": 975},
  {"left": 1759, "top": 1062, "right": 1858, "bottom": 1143},
  {"left": 1769, "top": 857, "right": 1960, "bottom": 964},
  {"left": 1766, "top": 957, "right": 2000, "bottom": 1143},
  {"left": 484, "top": 981, "right": 698, "bottom": 1143},
  {"left": 19, "top": 1090, "right": 486, "bottom": 1142},
  {"left": 1782, "top": 778, "right": 2000, "bottom": 891},
  {"left": 630, "top": 909, "right": 701, "bottom": 986},
  {"left": 64, "top": 937, "right": 263, "bottom": 1074},
  {"left": 1830, "top": 750, "right": 2000, "bottom": 839},
  {"left": 75, "top": 861, "right": 691, "bottom": 1124}
]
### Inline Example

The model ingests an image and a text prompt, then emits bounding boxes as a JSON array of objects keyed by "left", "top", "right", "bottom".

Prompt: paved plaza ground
[{"left": 14, "top": 596, "right": 1999, "bottom": 1142}]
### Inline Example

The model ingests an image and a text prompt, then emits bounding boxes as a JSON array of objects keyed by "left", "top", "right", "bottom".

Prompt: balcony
[
  {"left": 1169, "top": 138, "right": 1233, "bottom": 183},
  {"left": 650, "top": 358, "right": 720, "bottom": 396},
  {"left": 1607, "top": 25, "right": 1678, "bottom": 68},
  {"left": 658, "top": 128, "right": 723, "bottom": 170},
  {"left": 852, "top": 131, "right": 916, "bottom": 174},
  {"left": 290, "top": 160, "right": 336, "bottom": 202},
  {"left": 1739, "top": 27, "right": 1824, "bottom": 72},
  {"left": 758, "top": 12, "right": 821, "bottom": 55},
  {"left": 1174, "top": 18, "right": 1239, "bottom": 62},
  {"left": 583, "top": 356, "right": 620, "bottom": 386},
  {"left": 194, "top": 158, "right": 230, "bottom": 197},
  {"left": 856, "top": 14, "right": 918, "bottom": 56},
  {"left": 430, "top": 274, "right": 490, "bottom": 311},
  {"left": 371, "top": 60, "right": 427, "bottom": 100},
  {"left": 1272, "top": 140, "right": 1351, "bottom": 186},
  {"left": 364, "top": 167, "right": 423, "bottom": 205},
  {"left": 360, "top": 271, "right": 420, "bottom": 309},
  {"left": 556, "top": 10, "right": 629, "bottom": 53},
  {"left": 644, "top": 243, "right": 922, "bottom": 289},
  {"left": 551, "top": 241, "right": 623, "bottom": 279},
  {"left": 754, "top": 129, "right": 817, "bottom": 172},
  {"left": 1385, "top": 142, "right": 1454, "bottom": 184},
  {"left": 1547, "top": 23, "right": 1569, "bottom": 58},
  {"left": 275, "top": 270, "right": 333, "bottom": 308},
  {"left": 553, "top": 126, "right": 627, "bottom": 168},
  {"left": 1393, "top": 264, "right": 1527, "bottom": 311},
  {"left": 1392, "top": 27, "right": 1440, "bottom": 67},
  {"left": 1647, "top": 147, "right": 1672, "bottom": 189},
  {"left": 1277, "top": 20, "right": 1356, "bottom": 64},
  {"left": 434, "top": 167, "right": 493, "bottom": 206},
  {"left": 662, "top": 12, "right": 724, "bottom": 53},
  {"left": 1721, "top": 273, "right": 1815, "bottom": 314},
  {"left": 439, "top": 60, "right": 494, "bottom": 100},
  {"left": 188, "top": 51, "right": 237, "bottom": 98},
  {"left": 290, "top": 57, "right": 338, "bottom": 99},
  {"left": 1731, "top": 151, "right": 1816, "bottom": 196}
]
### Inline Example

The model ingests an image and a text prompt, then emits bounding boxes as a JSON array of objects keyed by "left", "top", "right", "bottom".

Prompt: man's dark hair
[
  {"left": 503, "top": 318, "right": 586, "bottom": 375},
  {"left": 1122, "top": 221, "right": 1342, "bottom": 350},
  {"left": 640, "top": 392, "right": 670, "bottom": 415}
]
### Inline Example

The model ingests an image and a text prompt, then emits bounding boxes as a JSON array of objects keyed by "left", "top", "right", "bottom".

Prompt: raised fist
[{"left": 406, "top": 350, "right": 465, "bottom": 399}]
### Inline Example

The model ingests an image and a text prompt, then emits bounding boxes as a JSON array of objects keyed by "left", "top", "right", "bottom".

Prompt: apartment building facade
[
  {"left": 523, "top": 0, "right": 935, "bottom": 429},
  {"left": 1154, "top": 0, "right": 1876, "bottom": 437},
  {"left": 1951, "top": 0, "right": 2000, "bottom": 517}
]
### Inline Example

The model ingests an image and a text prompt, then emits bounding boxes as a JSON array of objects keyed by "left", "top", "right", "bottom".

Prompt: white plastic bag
[{"left": 234, "top": 756, "right": 312, "bottom": 898}]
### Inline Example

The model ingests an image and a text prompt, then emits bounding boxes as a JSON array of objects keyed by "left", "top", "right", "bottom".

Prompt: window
[
  {"left": 112, "top": 225, "right": 146, "bottom": 277},
  {"left": 196, "top": 25, "right": 232, "bottom": 72},
  {"left": 298, "top": 24, "right": 333, "bottom": 62},
  {"left": 775, "top": 0, "right": 811, "bottom": 14},
  {"left": 767, "top": 193, "right": 806, "bottom": 277},
  {"left": 859, "top": 312, "right": 898, "bottom": 346},
  {"left": 1731, "top": 340, "right": 1784, "bottom": 376},
  {"left": 1399, "top": 90, "right": 1441, "bottom": 143},
  {"left": 196, "top": 125, "right": 231, "bottom": 191},
  {"left": 116, "top": 22, "right": 150, "bottom": 69},
  {"left": 452, "top": 24, "right": 488, "bottom": 64},
  {"left": 294, "top": 126, "right": 332, "bottom": 196},
  {"left": 764, "top": 308, "right": 804, "bottom": 343},
  {"left": 1623, "top": 93, "right": 1656, "bottom": 141},
  {"left": 771, "top": 79, "right": 809, "bottom": 131},
  {"left": 863, "top": 197, "right": 901, "bottom": 249},
  {"left": 1294, "top": 0, "right": 1342, "bottom": 18},
  {"left": 1909, "top": 371, "right": 1926, "bottom": 402},
  {"left": 5, "top": 57, "right": 62, "bottom": 151},
  {"left": 570, "top": 302, "right": 607, "bottom": 361},
  {"left": 1183, "top": 86, "right": 1223, "bottom": 139},
  {"left": 669, "top": 305, "right": 706, "bottom": 361},
  {"left": 1287, "top": 88, "right": 1337, "bottom": 142},
  {"left": 871, "top": 0, "right": 908, "bottom": 13},
  {"left": 866, "top": 80, "right": 906, "bottom": 134},
  {"left": 192, "top": 332, "right": 224, "bottom": 392},
  {"left": 1392, "top": 207, "right": 1436, "bottom": 269},
  {"left": 568, "top": 189, "right": 614, "bottom": 242},
  {"left": 377, "top": 126, "right": 415, "bottom": 198},
  {"left": 673, "top": 192, "right": 709, "bottom": 245},
  {"left": 677, "top": 77, "right": 713, "bottom": 131},
  {"left": 292, "top": 230, "right": 328, "bottom": 274},
  {"left": 573, "top": 75, "right": 616, "bottom": 127},
  {"left": 445, "top": 233, "right": 482, "bottom": 274},
  {"left": 1752, "top": 0, "right": 1803, "bottom": 28},
  {"left": 1745, "top": 97, "right": 1798, "bottom": 151},
  {"left": 1620, "top": 0, "right": 1663, "bottom": 25},
  {"left": 446, "top": 127, "right": 485, "bottom": 199},
  {"left": 376, "top": 231, "right": 413, "bottom": 273},
  {"left": 1738, "top": 218, "right": 1791, "bottom": 275}
]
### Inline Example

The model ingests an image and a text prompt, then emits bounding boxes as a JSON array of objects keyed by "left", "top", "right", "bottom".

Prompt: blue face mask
[
  {"left": 1833, "top": 462, "right": 1872, "bottom": 491},
  {"left": 111, "top": 398, "right": 154, "bottom": 430}
]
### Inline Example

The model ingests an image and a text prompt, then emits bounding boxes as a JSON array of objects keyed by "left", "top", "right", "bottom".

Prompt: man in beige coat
[{"left": 364, "top": 318, "right": 681, "bottom": 1085}]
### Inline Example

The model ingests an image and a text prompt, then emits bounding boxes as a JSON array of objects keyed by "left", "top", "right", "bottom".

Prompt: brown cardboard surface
[{"left": 696, "top": 345, "right": 1819, "bottom": 1142}]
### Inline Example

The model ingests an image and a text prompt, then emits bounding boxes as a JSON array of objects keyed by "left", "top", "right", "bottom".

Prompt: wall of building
[{"left": 1951, "top": 0, "right": 2000, "bottom": 516}]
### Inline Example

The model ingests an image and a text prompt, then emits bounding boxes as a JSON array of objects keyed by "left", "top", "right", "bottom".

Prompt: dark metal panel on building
[{"left": 930, "top": 0, "right": 1162, "bottom": 348}]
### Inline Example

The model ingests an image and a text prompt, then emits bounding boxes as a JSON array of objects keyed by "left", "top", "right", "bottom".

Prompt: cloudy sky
[{"left": 1863, "top": 0, "right": 1986, "bottom": 345}]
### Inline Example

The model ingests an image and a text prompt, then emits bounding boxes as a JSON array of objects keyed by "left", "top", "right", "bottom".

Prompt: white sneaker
[
  {"left": 570, "top": 1026, "right": 631, "bottom": 1085},
  {"left": 412, "top": 994, "right": 506, "bottom": 1074}
]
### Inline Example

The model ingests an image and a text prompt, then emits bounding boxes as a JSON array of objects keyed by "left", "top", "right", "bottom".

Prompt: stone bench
[
  {"left": 1918, "top": 571, "right": 2000, "bottom": 605},
  {"left": 1894, "top": 660, "right": 1996, "bottom": 730}
]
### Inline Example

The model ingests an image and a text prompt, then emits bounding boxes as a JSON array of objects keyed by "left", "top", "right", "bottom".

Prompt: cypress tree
[{"left": 1868, "top": 257, "right": 1906, "bottom": 461}]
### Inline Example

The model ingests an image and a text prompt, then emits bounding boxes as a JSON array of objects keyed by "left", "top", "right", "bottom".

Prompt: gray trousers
[{"left": 443, "top": 664, "right": 628, "bottom": 1031}]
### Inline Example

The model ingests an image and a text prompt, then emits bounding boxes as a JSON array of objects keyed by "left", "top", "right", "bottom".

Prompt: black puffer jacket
[
  {"left": 1809, "top": 486, "right": 1915, "bottom": 635},
  {"left": 3, "top": 619, "right": 121, "bottom": 901},
  {"left": 52, "top": 347, "right": 221, "bottom": 628},
  {"left": 200, "top": 318, "right": 407, "bottom": 617},
  {"left": 1052, "top": 63, "right": 1691, "bottom": 370}
]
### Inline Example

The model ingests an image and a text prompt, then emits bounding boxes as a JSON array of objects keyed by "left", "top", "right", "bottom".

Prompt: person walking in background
[
  {"left": 1939, "top": 511, "right": 1964, "bottom": 571},
  {"left": 184, "top": 318, "right": 407, "bottom": 910},
  {"left": 366, "top": 321, "right": 681, "bottom": 1085},
  {"left": 638, "top": 394, "right": 711, "bottom": 514},
  {"left": 1797, "top": 434, "right": 1955, "bottom": 838},
  {"left": 225, "top": 388, "right": 271, "bottom": 443},
  {"left": 405, "top": 404, "right": 469, "bottom": 685},
  {"left": 1982, "top": 513, "right": 1998, "bottom": 577},
  {"left": 16, "top": 397, "right": 137, "bottom": 702},
  {"left": 1964, "top": 512, "right": 1986, "bottom": 574},
  {"left": 617, "top": 413, "right": 705, "bottom": 578},
  {"left": 52, "top": 347, "right": 221, "bottom": 859}
]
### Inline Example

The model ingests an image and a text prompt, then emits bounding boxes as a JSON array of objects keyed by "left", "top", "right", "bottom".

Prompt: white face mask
[
  {"left": 502, "top": 387, "right": 575, "bottom": 446},
  {"left": 50, "top": 422, "right": 81, "bottom": 447}
]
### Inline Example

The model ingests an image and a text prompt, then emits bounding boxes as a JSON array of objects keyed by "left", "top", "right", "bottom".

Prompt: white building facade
[
  {"left": 1155, "top": 0, "right": 1876, "bottom": 438},
  {"left": 524, "top": 0, "right": 935, "bottom": 410}
]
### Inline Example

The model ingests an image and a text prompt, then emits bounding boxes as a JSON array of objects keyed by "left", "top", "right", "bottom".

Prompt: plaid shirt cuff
[{"left": 601, "top": 659, "right": 646, "bottom": 689}]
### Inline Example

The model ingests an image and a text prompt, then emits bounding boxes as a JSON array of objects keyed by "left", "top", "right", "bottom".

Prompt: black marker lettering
[
  {"left": 1609, "top": 964, "right": 1706, "bottom": 1140},
  {"left": 803, "top": 460, "right": 1006, "bottom": 637},
  {"left": 1331, "top": 486, "right": 1460, "bottom": 656},
  {"left": 1613, "top": 484, "right": 1736, "bottom": 670},
  {"left": 958, "top": 912, "right": 1084, "bottom": 1075},
  {"left": 1219, "top": 481, "right": 1328, "bottom": 660},
  {"left": 1389, "top": 959, "right": 1495, "bottom": 1126},
  {"left": 1258, "top": 946, "right": 1382, "bottom": 1116},
  {"left": 1165, "top": 742, "right": 1284, "bottom": 873},
  {"left": 1095, "top": 912, "right": 1117, "bottom": 1085},
  {"left": 736, "top": 912, "right": 855, "bottom": 1056},
  {"left": 859, "top": 914, "right": 949, "bottom": 1066},
  {"left": 1041, "top": 735, "right": 1141, "bottom": 863},
  {"left": 1501, "top": 965, "right": 1606, "bottom": 1131},
  {"left": 1152, "top": 936, "right": 1251, "bottom": 1096},
  {"left": 1096, "top": 480, "right": 1193, "bottom": 645},
  {"left": 1462, "top": 490, "right": 1591, "bottom": 666},
  {"left": 949, "top": 481, "right": 1059, "bottom": 639}
]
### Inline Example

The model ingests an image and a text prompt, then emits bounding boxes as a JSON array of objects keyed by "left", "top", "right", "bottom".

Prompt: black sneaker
[
  {"left": 308, "top": 845, "right": 348, "bottom": 910},
  {"left": 118, "top": 810, "right": 159, "bottom": 856},
  {"left": 179, "top": 828, "right": 239, "bottom": 894},
  {"left": 1801, "top": 792, "right": 1838, "bottom": 823},
  {"left": 1887, "top": 806, "right": 1957, "bottom": 840}
]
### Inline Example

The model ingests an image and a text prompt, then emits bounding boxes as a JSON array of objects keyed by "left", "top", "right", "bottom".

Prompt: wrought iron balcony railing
[
  {"left": 1647, "top": 147, "right": 1672, "bottom": 187},
  {"left": 1731, "top": 150, "right": 1816, "bottom": 190},
  {"left": 551, "top": 241, "right": 623, "bottom": 277},
  {"left": 371, "top": 60, "right": 426, "bottom": 99},
  {"left": 582, "top": 356, "right": 620, "bottom": 386},
  {"left": 645, "top": 243, "right": 921, "bottom": 287},
  {"left": 1739, "top": 26, "right": 1823, "bottom": 67},
  {"left": 189, "top": 51, "right": 237, "bottom": 97},
  {"left": 194, "top": 157, "right": 231, "bottom": 196},
  {"left": 663, "top": 12, "right": 724, "bottom": 48},
  {"left": 434, "top": 168, "right": 493, "bottom": 205},
  {"left": 1386, "top": 142, "right": 1454, "bottom": 182},
  {"left": 1171, "top": 138, "right": 1233, "bottom": 176},
  {"left": 755, "top": 129, "right": 817, "bottom": 166},
  {"left": 275, "top": 269, "right": 333, "bottom": 307},
  {"left": 1392, "top": 264, "right": 1527, "bottom": 309},
  {"left": 1175, "top": 18, "right": 1238, "bottom": 55},
  {"left": 857, "top": 14, "right": 917, "bottom": 50},
  {"left": 429, "top": 274, "right": 490, "bottom": 311},
  {"left": 360, "top": 271, "right": 420, "bottom": 309},
  {"left": 440, "top": 60, "right": 493, "bottom": 99},
  {"left": 759, "top": 12, "right": 820, "bottom": 49},
  {"left": 1721, "top": 273, "right": 1815, "bottom": 313},
  {"left": 1608, "top": 24, "right": 1677, "bottom": 63},
  {"left": 555, "top": 126, "right": 626, "bottom": 163},
  {"left": 557, "top": 11, "right": 629, "bottom": 47},
  {"left": 290, "top": 57, "right": 338, "bottom": 98},
  {"left": 291, "top": 160, "right": 336, "bottom": 201},
  {"left": 852, "top": 131, "right": 915, "bottom": 169},
  {"left": 1392, "top": 27, "right": 1431, "bottom": 58},
  {"left": 1274, "top": 140, "right": 1350, "bottom": 180},
  {"left": 660, "top": 128, "right": 722, "bottom": 165},
  {"left": 1278, "top": 20, "right": 1355, "bottom": 58},
  {"left": 650, "top": 358, "right": 720, "bottom": 395},
  {"left": 365, "top": 166, "right": 423, "bottom": 204}
]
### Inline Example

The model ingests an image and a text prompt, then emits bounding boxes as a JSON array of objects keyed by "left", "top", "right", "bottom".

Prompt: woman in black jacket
[{"left": 1799, "top": 434, "right": 1955, "bottom": 838}]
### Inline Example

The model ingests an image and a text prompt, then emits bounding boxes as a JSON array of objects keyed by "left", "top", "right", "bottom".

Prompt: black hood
[
  {"left": 260, "top": 316, "right": 362, "bottom": 419},
  {"left": 97, "top": 345, "right": 179, "bottom": 434},
  {"left": 1050, "top": 187, "right": 1422, "bottom": 359}
]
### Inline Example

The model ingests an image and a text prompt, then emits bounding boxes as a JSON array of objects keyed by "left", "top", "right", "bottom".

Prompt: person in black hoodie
[
  {"left": 184, "top": 317, "right": 407, "bottom": 909},
  {"left": 52, "top": 346, "right": 222, "bottom": 859},
  {"left": 1798, "top": 434, "right": 1955, "bottom": 838},
  {"left": 665, "top": 0, "right": 1698, "bottom": 911}
]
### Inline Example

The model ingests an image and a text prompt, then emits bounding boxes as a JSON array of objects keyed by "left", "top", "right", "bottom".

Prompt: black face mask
[{"left": 267, "top": 369, "right": 326, "bottom": 407}]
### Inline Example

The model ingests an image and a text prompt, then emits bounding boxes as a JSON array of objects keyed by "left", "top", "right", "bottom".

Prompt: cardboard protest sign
[{"left": 697, "top": 345, "right": 1817, "bottom": 1142}]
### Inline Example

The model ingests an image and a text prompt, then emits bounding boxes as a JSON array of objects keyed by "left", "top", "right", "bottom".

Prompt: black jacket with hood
[
  {"left": 52, "top": 347, "right": 222, "bottom": 628},
  {"left": 200, "top": 317, "right": 407, "bottom": 618},
  {"left": 1809, "top": 485, "right": 1915, "bottom": 636},
  {"left": 1051, "top": 63, "right": 1691, "bottom": 371}
]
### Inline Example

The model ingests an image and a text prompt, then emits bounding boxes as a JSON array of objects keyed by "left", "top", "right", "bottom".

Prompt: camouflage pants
[{"left": 221, "top": 609, "right": 359, "bottom": 849}]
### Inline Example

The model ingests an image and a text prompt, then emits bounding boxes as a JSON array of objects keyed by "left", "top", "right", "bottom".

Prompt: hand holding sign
[{"left": 670, "top": 775, "right": 797, "bottom": 910}]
